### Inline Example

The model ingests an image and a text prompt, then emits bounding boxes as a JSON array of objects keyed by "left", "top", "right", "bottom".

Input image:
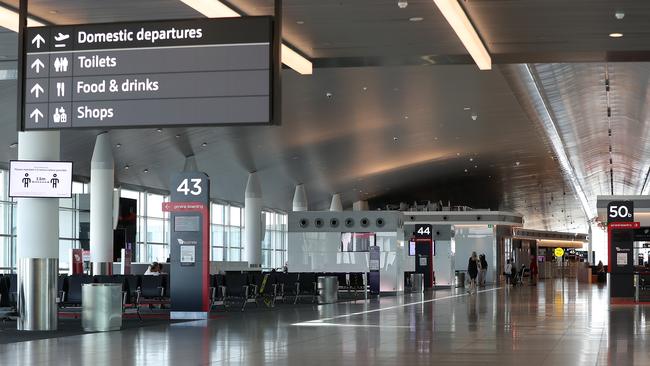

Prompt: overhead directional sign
[{"left": 21, "top": 17, "right": 277, "bottom": 130}]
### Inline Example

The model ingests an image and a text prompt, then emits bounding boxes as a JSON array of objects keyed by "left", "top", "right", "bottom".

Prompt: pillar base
[
  {"left": 92, "top": 262, "right": 113, "bottom": 275},
  {"left": 17, "top": 258, "right": 58, "bottom": 331}
]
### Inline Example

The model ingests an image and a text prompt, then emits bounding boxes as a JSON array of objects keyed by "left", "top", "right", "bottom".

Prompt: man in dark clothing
[{"left": 468, "top": 252, "right": 479, "bottom": 293}]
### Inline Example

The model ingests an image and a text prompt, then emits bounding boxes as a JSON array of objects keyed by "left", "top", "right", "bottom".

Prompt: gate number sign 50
[
  {"left": 177, "top": 178, "right": 203, "bottom": 196},
  {"left": 609, "top": 205, "right": 632, "bottom": 219}
]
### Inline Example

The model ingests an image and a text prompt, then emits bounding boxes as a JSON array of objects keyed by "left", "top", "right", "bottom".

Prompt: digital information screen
[
  {"left": 9, "top": 160, "right": 73, "bottom": 198},
  {"left": 174, "top": 215, "right": 200, "bottom": 232},
  {"left": 22, "top": 17, "right": 276, "bottom": 130}
]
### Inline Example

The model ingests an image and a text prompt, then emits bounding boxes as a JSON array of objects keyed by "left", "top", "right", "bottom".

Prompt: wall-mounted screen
[
  {"left": 341, "top": 232, "right": 375, "bottom": 252},
  {"left": 174, "top": 215, "right": 200, "bottom": 232},
  {"left": 9, "top": 160, "right": 72, "bottom": 198},
  {"left": 409, "top": 240, "right": 416, "bottom": 256}
]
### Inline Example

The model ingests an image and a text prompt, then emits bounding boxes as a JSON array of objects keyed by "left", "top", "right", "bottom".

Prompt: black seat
[
  {"left": 223, "top": 272, "right": 251, "bottom": 311},
  {"left": 124, "top": 275, "right": 140, "bottom": 304},
  {"left": 63, "top": 275, "right": 93, "bottom": 305},
  {"left": 0, "top": 274, "right": 7, "bottom": 307},
  {"left": 279, "top": 273, "right": 299, "bottom": 302},
  {"left": 349, "top": 273, "right": 366, "bottom": 299},
  {"left": 57, "top": 275, "right": 68, "bottom": 303},
  {"left": 138, "top": 275, "right": 164, "bottom": 300},
  {"left": 296, "top": 273, "right": 317, "bottom": 304}
]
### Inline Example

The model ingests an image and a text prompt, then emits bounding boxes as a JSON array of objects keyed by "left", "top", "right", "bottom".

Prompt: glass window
[
  {"left": 229, "top": 206, "right": 241, "bottom": 227},
  {"left": 146, "top": 218, "right": 166, "bottom": 244},
  {"left": 146, "top": 193, "right": 165, "bottom": 219},
  {"left": 59, "top": 210, "right": 74, "bottom": 238},
  {"left": 212, "top": 204, "right": 225, "bottom": 225}
]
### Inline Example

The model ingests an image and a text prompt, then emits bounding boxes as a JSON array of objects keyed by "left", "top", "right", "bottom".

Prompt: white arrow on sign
[
  {"left": 29, "top": 108, "right": 43, "bottom": 123},
  {"left": 30, "top": 83, "right": 44, "bottom": 98},
  {"left": 30, "top": 59, "right": 44, "bottom": 73},
  {"left": 31, "top": 34, "right": 45, "bottom": 49}
]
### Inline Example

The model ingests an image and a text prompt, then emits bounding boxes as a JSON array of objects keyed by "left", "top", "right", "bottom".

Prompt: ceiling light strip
[
  {"left": 521, "top": 64, "right": 593, "bottom": 221},
  {"left": 0, "top": 4, "right": 44, "bottom": 32},
  {"left": 432, "top": 0, "right": 490, "bottom": 70},
  {"left": 180, "top": 0, "right": 312, "bottom": 75}
]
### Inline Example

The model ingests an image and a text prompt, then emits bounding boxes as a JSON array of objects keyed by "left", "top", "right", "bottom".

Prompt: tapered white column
[
  {"left": 183, "top": 155, "right": 198, "bottom": 172},
  {"left": 244, "top": 172, "right": 262, "bottom": 268},
  {"left": 330, "top": 193, "right": 343, "bottom": 211},
  {"left": 292, "top": 184, "right": 308, "bottom": 211},
  {"left": 16, "top": 131, "right": 60, "bottom": 331},
  {"left": 353, "top": 200, "right": 369, "bottom": 211},
  {"left": 90, "top": 133, "right": 114, "bottom": 275}
]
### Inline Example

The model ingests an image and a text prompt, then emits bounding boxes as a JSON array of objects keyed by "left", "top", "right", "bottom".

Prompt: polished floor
[{"left": 0, "top": 280, "right": 647, "bottom": 365}]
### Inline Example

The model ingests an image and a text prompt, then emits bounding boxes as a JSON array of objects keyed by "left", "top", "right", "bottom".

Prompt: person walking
[
  {"left": 529, "top": 255, "right": 538, "bottom": 286},
  {"left": 504, "top": 259, "right": 513, "bottom": 286},
  {"left": 479, "top": 254, "right": 488, "bottom": 286},
  {"left": 468, "top": 252, "right": 479, "bottom": 294}
]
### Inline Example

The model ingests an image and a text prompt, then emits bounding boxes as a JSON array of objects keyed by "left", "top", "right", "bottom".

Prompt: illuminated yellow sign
[{"left": 554, "top": 247, "right": 565, "bottom": 257}]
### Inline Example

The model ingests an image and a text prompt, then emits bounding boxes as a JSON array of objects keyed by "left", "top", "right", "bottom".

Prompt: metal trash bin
[
  {"left": 410, "top": 273, "right": 424, "bottom": 293},
  {"left": 82, "top": 283, "right": 122, "bottom": 332},
  {"left": 455, "top": 271, "right": 465, "bottom": 288},
  {"left": 318, "top": 276, "right": 338, "bottom": 304}
]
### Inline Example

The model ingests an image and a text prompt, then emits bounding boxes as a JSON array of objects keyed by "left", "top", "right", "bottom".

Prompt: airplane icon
[
  {"left": 54, "top": 32, "right": 70, "bottom": 48},
  {"left": 54, "top": 33, "right": 70, "bottom": 41}
]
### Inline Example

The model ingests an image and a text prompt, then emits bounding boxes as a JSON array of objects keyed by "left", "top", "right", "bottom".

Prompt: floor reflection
[{"left": 0, "top": 280, "right": 647, "bottom": 365}]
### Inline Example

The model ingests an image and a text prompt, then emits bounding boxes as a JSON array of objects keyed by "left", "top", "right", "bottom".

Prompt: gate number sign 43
[{"left": 177, "top": 178, "right": 203, "bottom": 196}]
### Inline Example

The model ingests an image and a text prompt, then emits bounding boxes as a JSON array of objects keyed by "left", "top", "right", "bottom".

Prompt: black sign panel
[
  {"left": 167, "top": 171, "right": 210, "bottom": 314},
  {"left": 22, "top": 17, "right": 276, "bottom": 130},
  {"left": 607, "top": 201, "right": 634, "bottom": 223},
  {"left": 414, "top": 224, "right": 433, "bottom": 239},
  {"left": 611, "top": 229, "right": 634, "bottom": 274}
]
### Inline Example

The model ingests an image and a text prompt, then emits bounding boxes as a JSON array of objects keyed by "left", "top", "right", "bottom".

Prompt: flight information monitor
[{"left": 21, "top": 17, "right": 277, "bottom": 130}]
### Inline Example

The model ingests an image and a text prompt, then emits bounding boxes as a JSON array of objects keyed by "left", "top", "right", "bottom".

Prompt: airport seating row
[
  {"left": 211, "top": 271, "right": 367, "bottom": 311},
  {"left": 1, "top": 271, "right": 368, "bottom": 312}
]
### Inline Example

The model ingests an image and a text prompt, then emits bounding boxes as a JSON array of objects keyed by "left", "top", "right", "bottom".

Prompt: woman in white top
[
  {"left": 144, "top": 262, "right": 162, "bottom": 276},
  {"left": 504, "top": 259, "right": 513, "bottom": 285}
]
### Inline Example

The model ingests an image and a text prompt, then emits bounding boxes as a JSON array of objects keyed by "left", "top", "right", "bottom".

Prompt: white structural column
[
  {"left": 292, "top": 184, "right": 308, "bottom": 211},
  {"left": 353, "top": 200, "right": 369, "bottom": 211},
  {"left": 330, "top": 193, "right": 343, "bottom": 211},
  {"left": 244, "top": 172, "right": 262, "bottom": 268},
  {"left": 16, "top": 131, "right": 61, "bottom": 331},
  {"left": 16, "top": 131, "right": 60, "bottom": 259},
  {"left": 90, "top": 133, "right": 115, "bottom": 274}
]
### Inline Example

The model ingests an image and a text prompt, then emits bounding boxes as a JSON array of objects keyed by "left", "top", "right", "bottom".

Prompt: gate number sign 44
[
  {"left": 417, "top": 226, "right": 431, "bottom": 235},
  {"left": 177, "top": 178, "right": 202, "bottom": 196}
]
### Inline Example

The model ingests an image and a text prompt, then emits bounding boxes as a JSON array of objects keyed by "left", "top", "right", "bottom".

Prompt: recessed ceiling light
[
  {"left": 393, "top": 136, "right": 399, "bottom": 141},
  {"left": 156, "top": 128, "right": 163, "bottom": 132},
  {"left": 404, "top": 115, "right": 409, "bottom": 119},
  {"left": 456, "top": 152, "right": 461, "bottom": 156},
  {"left": 8, "top": 142, "right": 17, "bottom": 148},
  {"left": 296, "top": 20, "right": 305, "bottom": 25},
  {"left": 463, "top": 107, "right": 471, "bottom": 111},
  {"left": 609, "top": 32, "right": 624, "bottom": 38},
  {"left": 124, "top": 165, "right": 130, "bottom": 170},
  {"left": 326, "top": 92, "right": 333, "bottom": 98},
  {"left": 175, "top": 134, "right": 181, "bottom": 138},
  {"left": 434, "top": 137, "right": 438, "bottom": 140},
  {"left": 464, "top": 169, "right": 468, "bottom": 173},
  {"left": 474, "top": 165, "right": 478, "bottom": 168},
  {"left": 201, "top": 142, "right": 208, "bottom": 147},
  {"left": 515, "top": 161, "right": 521, "bottom": 166},
  {"left": 615, "top": 11, "right": 625, "bottom": 20},
  {"left": 49, "top": 10, "right": 59, "bottom": 14},
  {"left": 469, "top": 158, "right": 473, "bottom": 162},
  {"left": 409, "top": 16, "right": 423, "bottom": 22},
  {"left": 362, "top": 86, "right": 368, "bottom": 91},
  {"left": 115, "top": 143, "right": 121, "bottom": 148},
  {"left": 143, "top": 169, "right": 149, "bottom": 173}
]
